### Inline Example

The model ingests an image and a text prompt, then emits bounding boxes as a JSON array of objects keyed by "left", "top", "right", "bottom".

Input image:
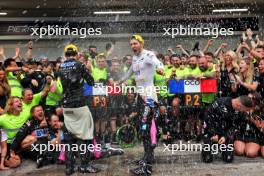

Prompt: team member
[
  {"left": 0, "top": 97, "right": 24, "bottom": 168},
  {"left": 58, "top": 44, "right": 99, "bottom": 175},
  {"left": 202, "top": 93, "right": 261, "bottom": 163},
  {"left": 10, "top": 105, "right": 53, "bottom": 168},
  {"left": 120, "top": 34, "right": 164, "bottom": 175}
]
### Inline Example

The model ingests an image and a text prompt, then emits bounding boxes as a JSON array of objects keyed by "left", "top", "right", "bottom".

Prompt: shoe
[
  {"left": 79, "top": 164, "right": 101, "bottom": 173},
  {"left": 201, "top": 149, "right": 213, "bottom": 163},
  {"left": 107, "top": 147, "right": 124, "bottom": 156},
  {"left": 222, "top": 151, "right": 234, "bottom": 163},
  {"left": 36, "top": 155, "right": 44, "bottom": 168},
  {"left": 128, "top": 158, "right": 145, "bottom": 165},
  {"left": 130, "top": 164, "right": 152, "bottom": 176},
  {"left": 65, "top": 167, "right": 75, "bottom": 176}
]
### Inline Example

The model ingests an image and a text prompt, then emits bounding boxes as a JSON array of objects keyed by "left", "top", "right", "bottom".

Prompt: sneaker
[
  {"left": 127, "top": 158, "right": 145, "bottom": 165},
  {"left": 79, "top": 164, "right": 100, "bottom": 173},
  {"left": 130, "top": 164, "right": 152, "bottom": 176},
  {"left": 107, "top": 147, "right": 124, "bottom": 156}
]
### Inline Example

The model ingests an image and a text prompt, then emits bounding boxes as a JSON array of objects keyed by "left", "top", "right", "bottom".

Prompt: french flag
[
  {"left": 169, "top": 79, "right": 217, "bottom": 94},
  {"left": 83, "top": 83, "right": 108, "bottom": 96}
]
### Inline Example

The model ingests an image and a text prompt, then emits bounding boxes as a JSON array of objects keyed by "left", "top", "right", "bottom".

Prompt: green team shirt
[
  {"left": 91, "top": 67, "right": 107, "bottom": 81},
  {"left": 46, "top": 79, "right": 63, "bottom": 106},
  {"left": 186, "top": 66, "right": 201, "bottom": 77},
  {"left": 0, "top": 111, "right": 29, "bottom": 143},
  {"left": 154, "top": 71, "right": 167, "bottom": 97},
  {"left": 22, "top": 92, "right": 42, "bottom": 120},
  {"left": 175, "top": 67, "right": 189, "bottom": 78},
  {"left": 7, "top": 72, "right": 23, "bottom": 98}
]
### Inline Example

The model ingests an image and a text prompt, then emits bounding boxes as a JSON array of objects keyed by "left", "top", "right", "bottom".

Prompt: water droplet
[{"left": 22, "top": 10, "right": 28, "bottom": 14}]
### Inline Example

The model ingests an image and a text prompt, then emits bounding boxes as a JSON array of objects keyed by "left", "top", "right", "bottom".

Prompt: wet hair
[
  {"left": 189, "top": 55, "right": 198, "bottom": 59},
  {"left": 96, "top": 54, "right": 106, "bottom": 60},
  {"left": 122, "top": 54, "right": 132, "bottom": 63},
  {"left": 222, "top": 50, "right": 239, "bottom": 72},
  {"left": 89, "top": 45, "right": 97, "bottom": 49},
  {"left": 238, "top": 58, "right": 254, "bottom": 84},
  {"left": 248, "top": 92, "right": 262, "bottom": 107},
  {"left": 204, "top": 52, "right": 214, "bottom": 58},
  {"left": 170, "top": 54, "right": 180, "bottom": 59},
  {"left": 56, "top": 56, "right": 63, "bottom": 63},
  {"left": 156, "top": 53, "right": 164, "bottom": 60},
  {"left": 30, "top": 105, "right": 42, "bottom": 116},
  {"left": 256, "top": 45, "right": 264, "bottom": 50},
  {"left": 3, "top": 58, "right": 16, "bottom": 68},
  {"left": 239, "top": 95, "right": 255, "bottom": 108},
  {"left": 180, "top": 54, "right": 188, "bottom": 58},
  {"left": 22, "top": 88, "right": 33, "bottom": 97},
  {"left": 4, "top": 96, "right": 21, "bottom": 115}
]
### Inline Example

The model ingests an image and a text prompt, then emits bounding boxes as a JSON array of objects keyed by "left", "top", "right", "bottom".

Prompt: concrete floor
[{"left": 1, "top": 144, "right": 264, "bottom": 176}]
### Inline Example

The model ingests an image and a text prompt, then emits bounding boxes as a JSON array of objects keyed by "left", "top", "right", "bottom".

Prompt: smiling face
[
  {"left": 198, "top": 56, "right": 208, "bottom": 71},
  {"left": 111, "top": 62, "right": 121, "bottom": 72},
  {"left": 49, "top": 114, "right": 60, "bottom": 129},
  {"left": 12, "top": 97, "right": 22, "bottom": 112},
  {"left": 205, "top": 54, "right": 213, "bottom": 63},
  {"left": 259, "top": 59, "right": 264, "bottom": 73},
  {"left": 224, "top": 54, "right": 233, "bottom": 65},
  {"left": 239, "top": 60, "right": 249, "bottom": 73},
  {"left": 189, "top": 56, "right": 198, "bottom": 69},
  {"left": 23, "top": 89, "right": 34, "bottom": 104},
  {"left": 163, "top": 55, "right": 170, "bottom": 65},
  {"left": 130, "top": 39, "right": 143, "bottom": 55},
  {"left": 171, "top": 56, "right": 181, "bottom": 68},
  {"left": 96, "top": 57, "right": 106, "bottom": 69},
  {"left": 32, "top": 106, "right": 44, "bottom": 121}
]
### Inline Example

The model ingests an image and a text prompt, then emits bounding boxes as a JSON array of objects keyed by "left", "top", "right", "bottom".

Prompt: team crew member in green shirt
[
  {"left": 4, "top": 58, "right": 25, "bottom": 98},
  {"left": 197, "top": 56, "right": 216, "bottom": 104},
  {"left": 90, "top": 54, "right": 108, "bottom": 143},
  {"left": 0, "top": 97, "right": 24, "bottom": 168},
  {"left": 45, "top": 77, "right": 63, "bottom": 115},
  {"left": 21, "top": 78, "right": 51, "bottom": 120},
  {"left": 185, "top": 55, "right": 202, "bottom": 78}
]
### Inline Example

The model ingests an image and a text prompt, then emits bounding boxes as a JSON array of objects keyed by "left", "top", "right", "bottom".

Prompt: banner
[{"left": 169, "top": 79, "right": 217, "bottom": 94}]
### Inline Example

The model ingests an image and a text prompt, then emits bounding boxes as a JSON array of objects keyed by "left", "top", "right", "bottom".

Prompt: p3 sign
[
  {"left": 92, "top": 96, "right": 107, "bottom": 108},
  {"left": 184, "top": 94, "right": 201, "bottom": 106}
]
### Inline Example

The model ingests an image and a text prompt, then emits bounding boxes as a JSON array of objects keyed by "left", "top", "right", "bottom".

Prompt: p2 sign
[{"left": 184, "top": 94, "right": 201, "bottom": 106}]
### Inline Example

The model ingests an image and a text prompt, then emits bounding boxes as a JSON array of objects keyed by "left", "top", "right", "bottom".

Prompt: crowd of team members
[{"left": 0, "top": 28, "right": 264, "bottom": 170}]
